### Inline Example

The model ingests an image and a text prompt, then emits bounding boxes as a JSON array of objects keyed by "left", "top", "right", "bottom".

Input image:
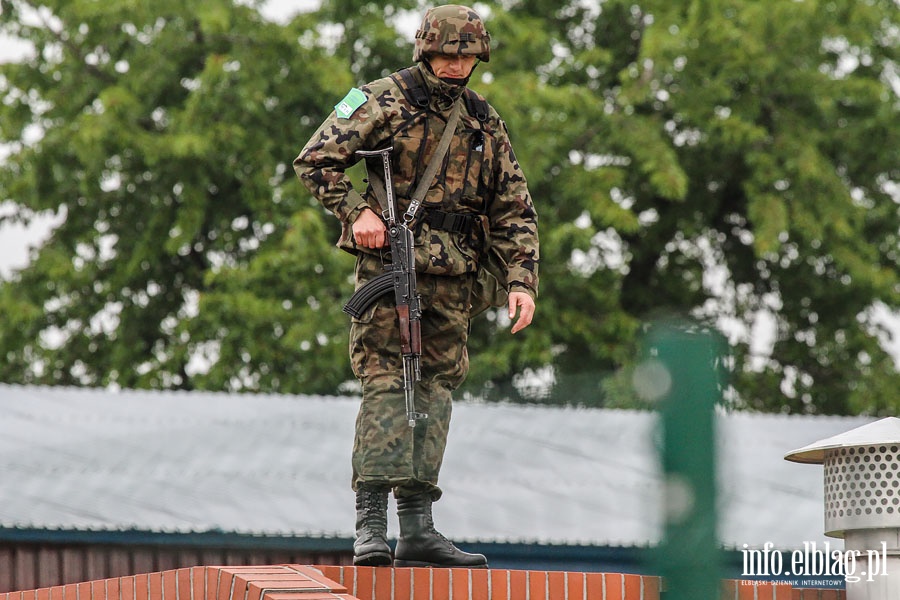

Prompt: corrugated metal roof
[{"left": 0, "top": 384, "right": 872, "bottom": 549}]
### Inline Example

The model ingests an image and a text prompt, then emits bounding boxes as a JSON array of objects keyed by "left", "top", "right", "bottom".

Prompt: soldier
[{"left": 293, "top": 4, "right": 539, "bottom": 568}]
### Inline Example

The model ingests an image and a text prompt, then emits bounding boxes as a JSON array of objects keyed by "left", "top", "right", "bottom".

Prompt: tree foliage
[{"left": 0, "top": 0, "right": 897, "bottom": 414}]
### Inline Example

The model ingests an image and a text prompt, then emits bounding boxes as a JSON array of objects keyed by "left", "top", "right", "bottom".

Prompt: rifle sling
[{"left": 367, "top": 99, "right": 461, "bottom": 225}]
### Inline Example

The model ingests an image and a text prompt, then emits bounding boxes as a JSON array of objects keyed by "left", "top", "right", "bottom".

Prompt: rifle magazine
[{"left": 342, "top": 271, "right": 395, "bottom": 318}]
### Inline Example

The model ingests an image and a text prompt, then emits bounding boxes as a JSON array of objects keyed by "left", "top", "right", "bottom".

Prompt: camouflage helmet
[{"left": 413, "top": 5, "right": 491, "bottom": 63}]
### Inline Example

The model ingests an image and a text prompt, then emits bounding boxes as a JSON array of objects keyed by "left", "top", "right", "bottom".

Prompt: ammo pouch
[
  {"left": 417, "top": 210, "right": 508, "bottom": 315},
  {"left": 470, "top": 215, "right": 508, "bottom": 316},
  {"left": 412, "top": 208, "right": 478, "bottom": 276}
]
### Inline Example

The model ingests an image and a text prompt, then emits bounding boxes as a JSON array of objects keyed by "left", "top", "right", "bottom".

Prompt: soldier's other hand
[
  {"left": 352, "top": 208, "right": 388, "bottom": 248},
  {"left": 508, "top": 291, "right": 535, "bottom": 334}
]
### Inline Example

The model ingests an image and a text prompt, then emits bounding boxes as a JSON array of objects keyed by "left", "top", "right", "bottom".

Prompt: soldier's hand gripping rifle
[{"left": 343, "top": 147, "right": 426, "bottom": 428}]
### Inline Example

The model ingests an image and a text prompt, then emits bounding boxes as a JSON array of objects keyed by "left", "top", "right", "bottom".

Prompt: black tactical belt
[{"left": 421, "top": 209, "right": 476, "bottom": 235}]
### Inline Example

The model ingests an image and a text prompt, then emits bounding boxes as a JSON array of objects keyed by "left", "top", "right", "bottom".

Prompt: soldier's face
[{"left": 428, "top": 54, "right": 477, "bottom": 80}]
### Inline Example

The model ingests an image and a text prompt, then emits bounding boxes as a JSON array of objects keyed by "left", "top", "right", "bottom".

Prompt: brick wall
[
  {"left": 0, "top": 565, "right": 353, "bottom": 600},
  {"left": 315, "top": 566, "right": 660, "bottom": 600},
  {"left": 0, "top": 565, "right": 846, "bottom": 600},
  {"left": 0, "top": 541, "right": 353, "bottom": 593}
]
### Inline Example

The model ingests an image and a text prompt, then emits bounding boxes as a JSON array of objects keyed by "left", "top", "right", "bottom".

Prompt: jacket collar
[{"left": 415, "top": 62, "right": 466, "bottom": 112}]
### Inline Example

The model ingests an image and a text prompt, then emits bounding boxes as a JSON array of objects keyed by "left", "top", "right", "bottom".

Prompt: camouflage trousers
[{"left": 349, "top": 253, "right": 474, "bottom": 500}]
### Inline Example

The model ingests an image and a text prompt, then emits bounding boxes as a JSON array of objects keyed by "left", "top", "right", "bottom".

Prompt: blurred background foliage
[{"left": 0, "top": 0, "right": 897, "bottom": 414}]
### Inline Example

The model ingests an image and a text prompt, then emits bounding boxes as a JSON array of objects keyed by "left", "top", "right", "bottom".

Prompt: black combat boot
[
  {"left": 353, "top": 485, "right": 392, "bottom": 566},
  {"left": 393, "top": 493, "right": 488, "bottom": 568}
]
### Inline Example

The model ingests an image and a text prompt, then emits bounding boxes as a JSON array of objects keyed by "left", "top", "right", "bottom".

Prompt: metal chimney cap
[{"left": 784, "top": 417, "right": 900, "bottom": 464}]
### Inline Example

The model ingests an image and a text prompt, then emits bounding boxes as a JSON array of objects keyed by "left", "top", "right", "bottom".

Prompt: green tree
[
  {"left": 465, "top": 0, "right": 900, "bottom": 414},
  {"left": 0, "top": 0, "right": 358, "bottom": 392},
  {"left": 1, "top": 0, "right": 897, "bottom": 414}
]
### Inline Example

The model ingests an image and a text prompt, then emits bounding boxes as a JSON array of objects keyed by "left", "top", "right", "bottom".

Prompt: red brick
[
  {"left": 773, "top": 584, "right": 794, "bottom": 600},
  {"left": 311, "top": 566, "right": 342, "bottom": 583},
  {"left": 604, "top": 572, "right": 623, "bottom": 600},
  {"left": 205, "top": 568, "right": 222, "bottom": 600},
  {"left": 432, "top": 568, "right": 450, "bottom": 600},
  {"left": 214, "top": 569, "right": 235, "bottom": 600},
  {"left": 508, "top": 571, "right": 527, "bottom": 600},
  {"left": 527, "top": 570, "right": 546, "bottom": 600},
  {"left": 257, "top": 579, "right": 331, "bottom": 599},
  {"left": 162, "top": 570, "right": 178, "bottom": 600},
  {"left": 257, "top": 593, "right": 298, "bottom": 600},
  {"left": 137, "top": 574, "right": 155, "bottom": 600},
  {"left": 265, "top": 579, "right": 331, "bottom": 590},
  {"left": 411, "top": 567, "right": 431, "bottom": 600},
  {"left": 288, "top": 567, "right": 347, "bottom": 593},
  {"left": 738, "top": 580, "right": 757, "bottom": 600},
  {"left": 336, "top": 568, "right": 355, "bottom": 599},
  {"left": 190, "top": 568, "right": 206, "bottom": 600},
  {"left": 547, "top": 571, "right": 565, "bottom": 600},
  {"left": 233, "top": 573, "right": 255, "bottom": 595},
  {"left": 469, "top": 568, "right": 489, "bottom": 600},
  {"left": 119, "top": 576, "right": 136, "bottom": 600},
  {"left": 368, "top": 568, "right": 389, "bottom": 600},
  {"left": 36, "top": 589, "right": 50, "bottom": 600},
  {"left": 202, "top": 567, "right": 218, "bottom": 600},
  {"left": 77, "top": 582, "right": 92, "bottom": 600},
  {"left": 106, "top": 578, "right": 121, "bottom": 600},
  {"left": 488, "top": 569, "right": 508, "bottom": 600},
  {"left": 623, "top": 574, "right": 642, "bottom": 600},
  {"left": 149, "top": 572, "right": 164, "bottom": 600},
  {"left": 585, "top": 573, "right": 603, "bottom": 600},
  {"left": 244, "top": 575, "right": 329, "bottom": 600},
  {"left": 264, "top": 594, "right": 339, "bottom": 600},
  {"left": 88, "top": 580, "right": 103, "bottom": 600},
  {"left": 174, "top": 569, "right": 191, "bottom": 600},
  {"left": 351, "top": 567, "right": 374, "bottom": 600},
  {"left": 220, "top": 568, "right": 293, "bottom": 575},
  {"left": 566, "top": 572, "right": 585, "bottom": 600},
  {"left": 49, "top": 586, "right": 64, "bottom": 600},
  {"left": 453, "top": 569, "right": 472, "bottom": 600},
  {"left": 391, "top": 568, "right": 412, "bottom": 600}
]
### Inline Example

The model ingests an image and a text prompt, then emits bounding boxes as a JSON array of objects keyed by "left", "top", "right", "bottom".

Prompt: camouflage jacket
[{"left": 293, "top": 62, "right": 539, "bottom": 297}]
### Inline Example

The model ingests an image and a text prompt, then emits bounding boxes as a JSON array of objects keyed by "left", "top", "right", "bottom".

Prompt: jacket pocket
[{"left": 415, "top": 221, "right": 479, "bottom": 277}]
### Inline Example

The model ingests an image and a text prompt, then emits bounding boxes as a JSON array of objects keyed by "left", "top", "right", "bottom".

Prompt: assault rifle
[{"left": 343, "top": 147, "right": 426, "bottom": 428}]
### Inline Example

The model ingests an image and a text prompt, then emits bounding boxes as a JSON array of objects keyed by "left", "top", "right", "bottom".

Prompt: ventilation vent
[{"left": 824, "top": 444, "right": 900, "bottom": 535}]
